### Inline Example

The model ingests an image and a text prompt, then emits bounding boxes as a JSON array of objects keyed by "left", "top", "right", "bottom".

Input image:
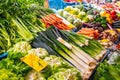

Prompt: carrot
[
  {"left": 78, "top": 32, "right": 91, "bottom": 35},
  {"left": 41, "top": 14, "right": 72, "bottom": 30},
  {"left": 89, "top": 33, "right": 94, "bottom": 37},
  {"left": 77, "top": 28, "right": 100, "bottom": 39},
  {"left": 63, "top": 23, "right": 71, "bottom": 30},
  {"left": 51, "top": 14, "right": 62, "bottom": 21},
  {"left": 47, "top": 16, "right": 56, "bottom": 24}
]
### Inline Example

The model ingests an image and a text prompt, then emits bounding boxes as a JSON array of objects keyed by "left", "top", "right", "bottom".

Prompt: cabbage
[
  {"left": 73, "top": 19, "right": 82, "bottom": 28},
  {"left": 57, "top": 9, "right": 64, "bottom": 16},
  {"left": 48, "top": 68, "right": 81, "bottom": 80},
  {"left": 66, "top": 16, "right": 75, "bottom": 24},
  {"left": 28, "top": 48, "right": 49, "bottom": 59},
  {"left": 25, "top": 55, "right": 81, "bottom": 80},
  {"left": 43, "top": 55, "right": 73, "bottom": 75},
  {"left": 77, "top": 12, "right": 86, "bottom": 19},
  {"left": 9, "top": 41, "right": 32, "bottom": 53},
  {"left": 25, "top": 70, "right": 46, "bottom": 80},
  {"left": 44, "top": 55, "right": 72, "bottom": 68},
  {"left": 64, "top": 6, "right": 73, "bottom": 12},
  {"left": 63, "top": 11, "right": 71, "bottom": 19}
]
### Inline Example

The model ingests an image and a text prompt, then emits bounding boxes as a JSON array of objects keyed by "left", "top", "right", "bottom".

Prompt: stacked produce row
[
  {"left": 0, "top": 0, "right": 120, "bottom": 80},
  {"left": 56, "top": 3, "right": 120, "bottom": 48},
  {"left": 55, "top": 2, "right": 120, "bottom": 80}
]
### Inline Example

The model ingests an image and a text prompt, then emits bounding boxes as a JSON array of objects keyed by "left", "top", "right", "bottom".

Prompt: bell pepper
[
  {"left": 100, "top": 11, "right": 107, "bottom": 17},
  {"left": 100, "top": 11, "right": 113, "bottom": 24}
]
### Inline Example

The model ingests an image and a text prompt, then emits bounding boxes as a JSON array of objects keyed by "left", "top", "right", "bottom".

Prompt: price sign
[{"left": 21, "top": 53, "right": 48, "bottom": 72}]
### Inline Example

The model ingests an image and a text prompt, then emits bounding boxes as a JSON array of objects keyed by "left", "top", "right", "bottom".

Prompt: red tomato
[{"left": 110, "top": 10, "right": 116, "bottom": 15}]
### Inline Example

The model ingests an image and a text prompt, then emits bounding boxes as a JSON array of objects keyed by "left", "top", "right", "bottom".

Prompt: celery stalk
[
  {"left": 0, "top": 24, "right": 11, "bottom": 47},
  {"left": 11, "top": 17, "right": 33, "bottom": 41}
]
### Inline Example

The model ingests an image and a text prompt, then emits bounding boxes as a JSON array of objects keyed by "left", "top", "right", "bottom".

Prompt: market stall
[{"left": 0, "top": 0, "right": 120, "bottom": 80}]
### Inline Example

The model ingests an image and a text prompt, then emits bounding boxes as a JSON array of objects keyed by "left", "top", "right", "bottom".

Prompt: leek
[
  {"left": 36, "top": 32, "right": 85, "bottom": 73},
  {"left": 32, "top": 27, "right": 105, "bottom": 76}
]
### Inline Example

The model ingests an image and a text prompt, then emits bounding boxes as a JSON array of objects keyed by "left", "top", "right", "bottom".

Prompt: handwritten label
[{"left": 21, "top": 53, "right": 48, "bottom": 72}]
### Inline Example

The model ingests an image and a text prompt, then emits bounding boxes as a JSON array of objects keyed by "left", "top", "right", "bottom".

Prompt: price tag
[{"left": 21, "top": 53, "right": 48, "bottom": 72}]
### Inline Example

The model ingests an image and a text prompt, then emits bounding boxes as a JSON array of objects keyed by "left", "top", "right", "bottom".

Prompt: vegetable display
[
  {"left": 0, "top": 0, "right": 120, "bottom": 80},
  {"left": 0, "top": 41, "right": 81, "bottom": 80},
  {"left": 57, "top": 3, "right": 120, "bottom": 49},
  {"left": 32, "top": 27, "right": 105, "bottom": 79},
  {"left": 57, "top": 4, "right": 110, "bottom": 34},
  {"left": 77, "top": 28, "right": 99, "bottom": 39},
  {"left": 98, "top": 29, "right": 120, "bottom": 48},
  {"left": 0, "top": 0, "right": 53, "bottom": 54}
]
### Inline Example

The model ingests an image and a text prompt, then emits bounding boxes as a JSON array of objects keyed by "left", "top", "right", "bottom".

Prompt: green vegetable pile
[
  {"left": 0, "top": 0, "right": 53, "bottom": 54},
  {"left": 0, "top": 68, "right": 24, "bottom": 80},
  {"left": 25, "top": 67, "right": 81, "bottom": 80},
  {"left": 36, "top": 55, "right": 81, "bottom": 80},
  {"left": 0, "top": 41, "right": 81, "bottom": 80},
  {"left": 48, "top": 68, "right": 81, "bottom": 80},
  {"left": 94, "top": 51, "right": 120, "bottom": 80},
  {"left": 0, "top": 42, "right": 32, "bottom": 79}
]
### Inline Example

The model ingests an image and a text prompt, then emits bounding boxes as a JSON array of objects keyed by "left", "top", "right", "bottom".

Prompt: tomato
[{"left": 110, "top": 10, "right": 116, "bottom": 15}]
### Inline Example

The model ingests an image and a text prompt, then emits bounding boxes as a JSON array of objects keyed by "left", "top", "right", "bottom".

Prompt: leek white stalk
[
  {"left": 57, "top": 50, "right": 85, "bottom": 73},
  {"left": 71, "top": 44, "right": 97, "bottom": 66}
]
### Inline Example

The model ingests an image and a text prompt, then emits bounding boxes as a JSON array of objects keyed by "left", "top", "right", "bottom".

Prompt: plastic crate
[
  {"left": 0, "top": 52, "right": 8, "bottom": 60},
  {"left": 48, "top": 0, "right": 65, "bottom": 10},
  {"left": 48, "top": 0, "right": 93, "bottom": 10},
  {"left": 48, "top": 0, "right": 81, "bottom": 10}
]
